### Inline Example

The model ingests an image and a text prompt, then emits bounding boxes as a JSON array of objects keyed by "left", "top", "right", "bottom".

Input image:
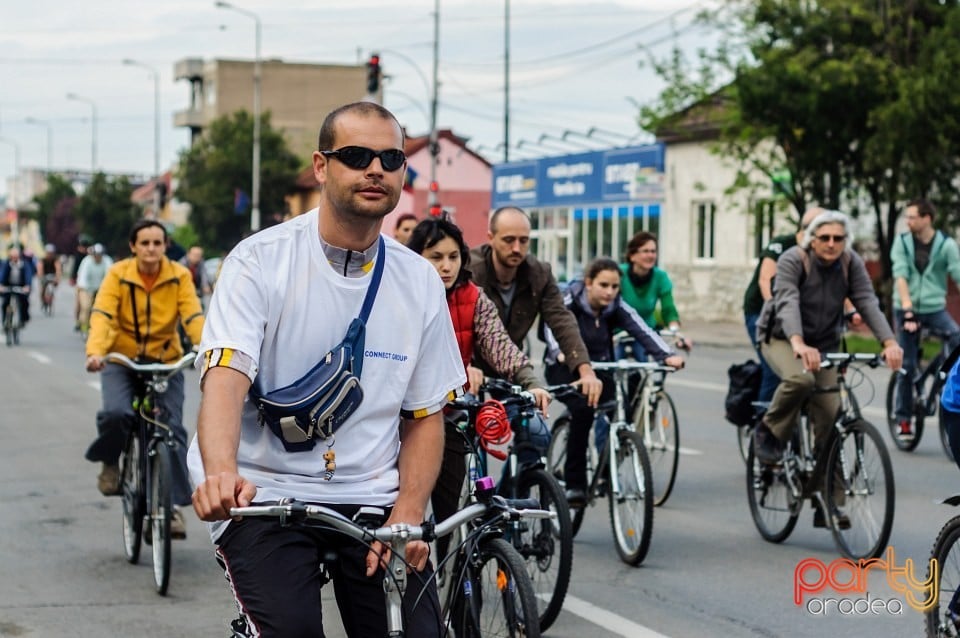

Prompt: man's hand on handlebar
[
  {"left": 192, "top": 471, "right": 258, "bottom": 522},
  {"left": 466, "top": 365, "right": 485, "bottom": 395},
  {"left": 902, "top": 309, "right": 919, "bottom": 333},
  {"left": 529, "top": 387, "right": 551, "bottom": 416},
  {"left": 85, "top": 355, "right": 105, "bottom": 372},
  {"left": 664, "top": 355, "right": 685, "bottom": 370},
  {"left": 573, "top": 365, "right": 603, "bottom": 407},
  {"left": 792, "top": 341, "right": 822, "bottom": 372},
  {"left": 881, "top": 340, "right": 904, "bottom": 371}
]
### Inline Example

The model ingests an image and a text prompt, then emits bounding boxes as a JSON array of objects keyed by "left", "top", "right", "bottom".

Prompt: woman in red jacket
[{"left": 407, "top": 216, "right": 550, "bottom": 553}]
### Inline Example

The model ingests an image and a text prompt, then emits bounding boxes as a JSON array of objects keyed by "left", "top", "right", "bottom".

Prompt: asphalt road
[{"left": 0, "top": 286, "right": 954, "bottom": 637}]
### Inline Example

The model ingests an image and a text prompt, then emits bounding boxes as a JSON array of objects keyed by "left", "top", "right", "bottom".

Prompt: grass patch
[{"left": 843, "top": 333, "right": 942, "bottom": 359}]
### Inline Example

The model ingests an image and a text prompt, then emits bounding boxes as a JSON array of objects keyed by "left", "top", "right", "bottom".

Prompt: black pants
[
  {"left": 215, "top": 514, "right": 442, "bottom": 638},
  {"left": 1, "top": 292, "right": 28, "bottom": 325},
  {"left": 546, "top": 363, "right": 615, "bottom": 491},
  {"left": 431, "top": 415, "right": 468, "bottom": 565}
]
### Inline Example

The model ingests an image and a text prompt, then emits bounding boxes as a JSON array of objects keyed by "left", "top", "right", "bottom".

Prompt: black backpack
[{"left": 725, "top": 360, "right": 762, "bottom": 426}]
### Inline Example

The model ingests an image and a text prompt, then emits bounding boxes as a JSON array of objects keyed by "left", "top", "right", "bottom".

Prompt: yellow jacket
[{"left": 87, "top": 257, "right": 205, "bottom": 363}]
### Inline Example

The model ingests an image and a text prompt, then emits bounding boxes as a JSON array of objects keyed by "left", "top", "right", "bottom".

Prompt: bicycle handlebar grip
[{"left": 504, "top": 497, "right": 541, "bottom": 510}]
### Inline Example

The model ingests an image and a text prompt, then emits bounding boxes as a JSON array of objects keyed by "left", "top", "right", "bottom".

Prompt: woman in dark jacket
[{"left": 544, "top": 257, "right": 684, "bottom": 505}]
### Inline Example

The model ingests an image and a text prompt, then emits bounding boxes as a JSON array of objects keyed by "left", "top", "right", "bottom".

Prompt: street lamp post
[
  {"left": 123, "top": 59, "right": 161, "bottom": 182},
  {"left": 66, "top": 93, "right": 97, "bottom": 172},
  {"left": 215, "top": 0, "right": 262, "bottom": 232},
  {"left": 24, "top": 117, "right": 53, "bottom": 175}
]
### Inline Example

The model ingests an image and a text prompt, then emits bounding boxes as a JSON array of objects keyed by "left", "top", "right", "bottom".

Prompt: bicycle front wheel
[
  {"left": 926, "top": 514, "right": 960, "bottom": 638},
  {"left": 150, "top": 443, "right": 173, "bottom": 595},
  {"left": 745, "top": 446, "right": 799, "bottom": 543},
  {"left": 121, "top": 432, "right": 145, "bottom": 564},
  {"left": 608, "top": 429, "right": 654, "bottom": 566},
  {"left": 886, "top": 371, "right": 924, "bottom": 451},
  {"left": 546, "top": 415, "right": 586, "bottom": 536},
  {"left": 640, "top": 391, "right": 679, "bottom": 506},
  {"left": 451, "top": 537, "right": 541, "bottom": 638},
  {"left": 513, "top": 468, "right": 572, "bottom": 632},
  {"left": 825, "top": 420, "right": 895, "bottom": 560}
]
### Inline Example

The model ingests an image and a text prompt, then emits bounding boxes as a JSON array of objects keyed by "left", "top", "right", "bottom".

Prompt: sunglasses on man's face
[{"left": 320, "top": 146, "right": 406, "bottom": 172}]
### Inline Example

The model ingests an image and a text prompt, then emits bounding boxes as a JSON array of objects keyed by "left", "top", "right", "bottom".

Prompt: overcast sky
[{"left": 0, "top": 0, "right": 716, "bottom": 197}]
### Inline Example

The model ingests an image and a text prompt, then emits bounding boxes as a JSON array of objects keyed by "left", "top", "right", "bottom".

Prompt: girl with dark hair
[
  {"left": 544, "top": 257, "right": 684, "bottom": 505},
  {"left": 407, "top": 216, "right": 551, "bottom": 552}
]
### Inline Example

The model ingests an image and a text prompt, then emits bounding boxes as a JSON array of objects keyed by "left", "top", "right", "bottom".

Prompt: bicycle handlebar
[
  {"left": 103, "top": 351, "right": 197, "bottom": 376},
  {"left": 229, "top": 493, "right": 554, "bottom": 544},
  {"left": 0, "top": 286, "right": 29, "bottom": 294},
  {"left": 590, "top": 359, "right": 677, "bottom": 373}
]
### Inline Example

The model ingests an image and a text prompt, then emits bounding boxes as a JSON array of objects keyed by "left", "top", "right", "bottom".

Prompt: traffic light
[
  {"left": 428, "top": 181, "right": 442, "bottom": 216},
  {"left": 366, "top": 54, "right": 381, "bottom": 94}
]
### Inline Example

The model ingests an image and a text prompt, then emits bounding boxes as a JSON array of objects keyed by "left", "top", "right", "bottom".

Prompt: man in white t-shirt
[{"left": 189, "top": 102, "right": 465, "bottom": 637}]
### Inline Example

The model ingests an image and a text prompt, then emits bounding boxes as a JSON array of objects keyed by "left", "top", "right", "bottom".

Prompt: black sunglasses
[
  {"left": 320, "top": 146, "right": 406, "bottom": 172},
  {"left": 815, "top": 234, "right": 847, "bottom": 243}
]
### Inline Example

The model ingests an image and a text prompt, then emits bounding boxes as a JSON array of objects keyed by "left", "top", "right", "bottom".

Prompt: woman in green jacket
[{"left": 618, "top": 231, "right": 692, "bottom": 358}]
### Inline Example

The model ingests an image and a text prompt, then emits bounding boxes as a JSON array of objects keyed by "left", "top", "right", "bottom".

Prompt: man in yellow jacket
[{"left": 84, "top": 219, "right": 204, "bottom": 538}]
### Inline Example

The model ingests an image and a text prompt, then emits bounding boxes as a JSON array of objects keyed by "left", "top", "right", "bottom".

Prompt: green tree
[
  {"left": 72, "top": 173, "right": 138, "bottom": 257},
  {"left": 32, "top": 174, "right": 77, "bottom": 251},
  {"left": 640, "top": 0, "right": 960, "bottom": 282},
  {"left": 175, "top": 111, "right": 301, "bottom": 253}
]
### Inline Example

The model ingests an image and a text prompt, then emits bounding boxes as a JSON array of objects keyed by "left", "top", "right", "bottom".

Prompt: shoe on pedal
[
  {"left": 97, "top": 463, "right": 121, "bottom": 496},
  {"left": 897, "top": 419, "right": 914, "bottom": 440},
  {"left": 813, "top": 505, "right": 851, "bottom": 530},
  {"left": 753, "top": 422, "right": 784, "bottom": 465},
  {"left": 171, "top": 506, "right": 187, "bottom": 540},
  {"left": 565, "top": 488, "right": 587, "bottom": 508}
]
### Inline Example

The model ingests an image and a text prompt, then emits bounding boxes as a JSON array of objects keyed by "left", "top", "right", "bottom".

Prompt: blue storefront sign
[{"left": 491, "top": 143, "right": 664, "bottom": 209}]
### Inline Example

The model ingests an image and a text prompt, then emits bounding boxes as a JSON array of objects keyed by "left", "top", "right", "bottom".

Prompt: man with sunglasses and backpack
[
  {"left": 189, "top": 102, "right": 465, "bottom": 637},
  {"left": 890, "top": 198, "right": 960, "bottom": 441}
]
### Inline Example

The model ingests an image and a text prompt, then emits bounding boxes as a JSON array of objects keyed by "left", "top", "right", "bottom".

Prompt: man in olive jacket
[{"left": 470, "top": 206, "right": 603, "bottom": 406}]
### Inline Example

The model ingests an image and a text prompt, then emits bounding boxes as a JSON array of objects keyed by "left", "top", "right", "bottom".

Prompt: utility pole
[
  {"left": 504, "top": 0, "right": 511, "bottom": 163},
  {"left": 428, "top": 0, "right": 441, "bottom": 214}
]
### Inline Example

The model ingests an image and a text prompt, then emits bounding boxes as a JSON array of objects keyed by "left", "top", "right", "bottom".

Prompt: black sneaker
[
  {"left": 813, "top": 505, "right": 851, "bottom": 530},
  {"left": 565, "top": 488, "right": 587, "bottom": 509},
  {"left": 753, "top": 422, "right": 784, "bottom": 465}
]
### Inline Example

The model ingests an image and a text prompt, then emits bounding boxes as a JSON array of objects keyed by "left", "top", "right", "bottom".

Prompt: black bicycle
[
  {"left": 1, "top": 285, "right": 28, "bottom": 346},
  {"left": 106, "top": 351, "right": 195, "bottom": 595},
  {"left": 747, "top": 352, "right": 895, "bottom": 560},
  {"left": 40, "top": 275, "right": 56, "bottom": 316},
  {"left": 447, "top": 378, "right": 573, "bottom": 633},
  {"left": 886, "top": 327, "right": 954, "bottom": 458},
  {"left": 926, "top": 494, "right": 960, "bottom": 637},
  {"left": 232, "top": 477, "right": 549, "bottom": 637}
]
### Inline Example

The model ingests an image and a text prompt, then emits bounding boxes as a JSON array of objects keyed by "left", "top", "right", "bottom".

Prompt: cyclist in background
[
  {"left": 544, "top": 257, "right": 684, "bottom": 507},
  {"left": 618, "top": 231, "right": 692, "bottom": 359},
  {"left": 84, "top": 220, "right": 204, "bottom": 539},
  {"left": 890, "top": 198, "right": 960, "bottom": 441},
  {"left": 69, "top": 235, "right": 92, "bottom": 332},
  {"left": 0, "top": 244, "right": 35, "bottom": 327},
  {"left": 407, "top": 215, "right": 551, "bottom": 560},
  {"left": 179, "top": 245, "right": 212, "bottom": 303},
  {"left": 38, "top": 243, "right": 62, "bottom": 287},
  {"left": 754, "top": 211, "right": 901, "bottom": 526},
  {"left": 76, "top": 243, "right": 114, "bottom": 335}
]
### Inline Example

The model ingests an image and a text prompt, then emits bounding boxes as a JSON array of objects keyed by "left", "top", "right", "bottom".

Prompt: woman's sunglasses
[{"left": 320, "top": 146, "right": 406, "bottom": 172}]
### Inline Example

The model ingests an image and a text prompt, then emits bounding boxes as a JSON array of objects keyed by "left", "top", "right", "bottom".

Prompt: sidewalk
[{"left": 679, "top": 317, "right": 752, "bottom": 349}]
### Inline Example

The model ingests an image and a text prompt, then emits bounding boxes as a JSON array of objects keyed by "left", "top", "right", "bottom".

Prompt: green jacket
[
  {"left": 618, "top": 263, "right": 679, "bottom": 328},
  {"left": 891, "top": 231, "right": 960, "bottom": 313}
]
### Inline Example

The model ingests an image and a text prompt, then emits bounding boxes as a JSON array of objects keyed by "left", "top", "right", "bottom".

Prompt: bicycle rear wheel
[
  {"left": 608, "top": 429, "right": 653, "bottom": 566},
  {"left": 513, "top": 468, "right": 572, "bottom": 632},
  {"left": 926, "top": 514, "right": 960, "bottom": 637},
  {"left": 886, "top": 371, "right": 924, "bottom": 451},
  {"left": 121, "top": 432, "right": 145, "bottom": 564},
  {"left": 150, "top": 443, "right": 173, "bottom": 595},
  {"left": 745, "top": 447, "right": 800, "bottom": 543},
  {"left": 641, "top": 391, "right": 679, "bottom": 506},
  {"left": 450, "top": 537, "right": 541, "bottom": 638},
  {"left": 546, "top": 416, "right": 586, "bottom": 536},
  {"left": 825, "top": 420, "right": 895, "bottom": 560}
]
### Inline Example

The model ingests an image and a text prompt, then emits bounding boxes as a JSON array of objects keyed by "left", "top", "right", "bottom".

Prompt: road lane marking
[
  {"left": 669, "top": 378, "right": 727, "bottom": 393},
  {"left": 678, "top": 446, "right": 703, "bottom": 456},
  {"left": 88, "top": 381, "right": 101, "bottom": 392},
  {"left": 555, "top": 593, "right": 672, "bottom": 637},
  {"left": 28, "top": 351, "right": 51, "bottom": 365}
]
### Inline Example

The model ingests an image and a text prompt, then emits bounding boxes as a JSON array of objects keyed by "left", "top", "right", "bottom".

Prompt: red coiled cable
[{"left": 475, "top": 399, "right": 513, "bottom": 460}]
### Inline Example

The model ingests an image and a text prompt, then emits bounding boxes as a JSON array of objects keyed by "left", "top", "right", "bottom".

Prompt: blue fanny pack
[{"left": 249, "top": 237, "right": 385, "bottom": 452}]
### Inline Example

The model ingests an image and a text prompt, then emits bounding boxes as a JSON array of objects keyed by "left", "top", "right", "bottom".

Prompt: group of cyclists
[{"left": 28, "top": 100, "right": 959, "bottom": 635}]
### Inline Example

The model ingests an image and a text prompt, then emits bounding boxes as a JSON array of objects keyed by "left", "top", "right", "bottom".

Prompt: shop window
[{"left": 696, "top": 201, "right": 716, "bottom": 259}]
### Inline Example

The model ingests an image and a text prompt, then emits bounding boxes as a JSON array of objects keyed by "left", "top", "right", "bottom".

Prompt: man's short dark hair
[
  {"left": 129, "top": 218, "right": 167, "bottom": 245},
  {"left": 489, "top": 206, "right": 531, "bottom": 234},
  {"left": 907, "top": 198, "right": 935, "bottom": 219},
  {"left": 394, "top": 213, "right": 418, "bottom": 230},
  {"left": 317, "top": 102, "right": 404, "bottom": 152}
]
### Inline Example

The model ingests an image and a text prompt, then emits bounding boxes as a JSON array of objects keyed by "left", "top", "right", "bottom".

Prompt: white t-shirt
[
  {"left": 76, "top": 254, "right": 114, "bottom": 291},
  {"left": 187, "top": 208, "right": 465, "bottom": 538}
]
